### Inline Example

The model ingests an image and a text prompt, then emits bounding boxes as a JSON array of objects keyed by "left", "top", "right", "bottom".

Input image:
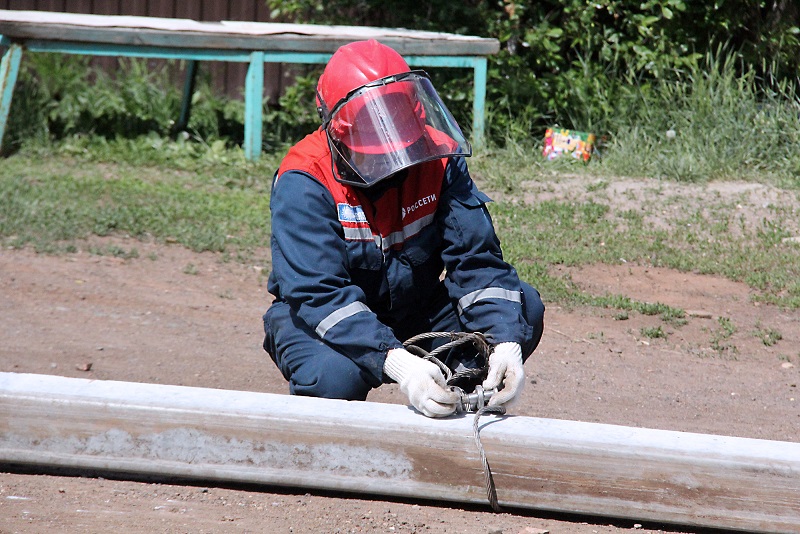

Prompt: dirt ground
[{"left": 1, "top": 175, "right": 799, "bottom": 534}]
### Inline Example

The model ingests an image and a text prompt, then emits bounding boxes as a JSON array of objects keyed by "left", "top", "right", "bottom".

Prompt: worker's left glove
[
  {"left": 482, "top": 342, "right": 525, "bottom": 408},
  {"left": 384, "top": 348, "right": 460, "bottom": 418}
]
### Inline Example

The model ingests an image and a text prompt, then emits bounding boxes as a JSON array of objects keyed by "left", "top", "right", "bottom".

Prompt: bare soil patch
[{"left": 2, "top": 177, "right": 799, "bottom": 533}]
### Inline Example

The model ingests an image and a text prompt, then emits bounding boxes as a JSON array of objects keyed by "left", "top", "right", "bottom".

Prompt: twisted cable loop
[
  {"left": 402, "top": 331, "right": 492, "bottom": 384},
  {"left": 402, "top": 331, "right": 504, "bottom": 512}
]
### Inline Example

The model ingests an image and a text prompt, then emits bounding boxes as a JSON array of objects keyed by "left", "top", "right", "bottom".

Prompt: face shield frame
[{"left": 318, "top": 71, "right": 472, "bottom": 188}]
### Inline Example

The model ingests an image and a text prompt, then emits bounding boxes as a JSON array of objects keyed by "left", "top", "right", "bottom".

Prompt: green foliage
[
  {"left": 640, "top": 325, "right": 667, "bottom": 339},
  {"left": 7, "top": 54, "right": 182, "bottom": 144},
  {"left": 263, "top": 71, "right": 321, "bottom": 148},
  {"left": 7, "top": 1, "right": 799, "bottom": 162},
  {"left": 3, "top": 53, "right": 305, "bottom": 155},
  {"left": 471, "top": 46, "right": 800, "bottom": 185},
  {"left": 597, "top": 49, "right": 800, "bottom": 183},
  {"left": 486, "top": 1, "right": 799, "bottom": 141},
  {"left": 267, "top": 0, "right": 800, "bottom": 147}
]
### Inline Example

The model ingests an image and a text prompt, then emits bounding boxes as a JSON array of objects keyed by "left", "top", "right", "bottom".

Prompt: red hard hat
[
  {"left": 316, "top": 39, "right": 411, "bottom": 118},
  {"left": 316, "top": 40, "right": 471, "bottom": 188}
]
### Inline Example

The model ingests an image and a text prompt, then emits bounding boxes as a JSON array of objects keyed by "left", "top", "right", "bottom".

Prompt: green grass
[
  {"left": 470, "top": 64, "right": 800, "bottom": 311},
  {"left": 488, "top": 190, "right": 800, "bottom": 310},
  {"left": 473, "top": 49, "right": 800, "bottom": 190},
  {"left": 3, "top": 135, "right": 800, "bottom": 320},
  {"left": 3, "top": 44, "right": 800, "bottom": 323},
  {"left": 0, "top": 140, "right": 279, "bottom": 256}
]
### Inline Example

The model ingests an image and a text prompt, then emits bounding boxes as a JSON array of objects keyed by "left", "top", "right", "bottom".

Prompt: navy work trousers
[{"left": 263, "top": 282, "right": 545, "bottom": 401}]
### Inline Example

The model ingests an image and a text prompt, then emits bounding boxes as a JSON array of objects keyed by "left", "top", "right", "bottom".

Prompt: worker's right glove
[
  {"left": 483, "top": 341, "right": 525, "bottom": 408},
  {"left": 384, "top": 348, "right": 460, "bottom": 418}
]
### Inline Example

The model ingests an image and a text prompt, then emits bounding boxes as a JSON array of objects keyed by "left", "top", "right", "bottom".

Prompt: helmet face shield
[{"left": 323, "top": 72, "right": 471, "bottom": 187}]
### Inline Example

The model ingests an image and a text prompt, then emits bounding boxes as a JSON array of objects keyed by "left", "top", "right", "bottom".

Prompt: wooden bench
[{"left": 0, "top": 10, "right": 499, "bottom": 159}]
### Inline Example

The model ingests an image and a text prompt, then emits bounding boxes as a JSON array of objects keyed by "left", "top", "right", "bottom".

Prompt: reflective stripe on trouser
[
  {"left": 457, "top": 287, "right": 522, "bottom": 315},
  {"left": 262, "top": 281, "right": 545, "bottom": 400},
  {"left": 315, "top": 301, "right": 371, "bottom": 338}
]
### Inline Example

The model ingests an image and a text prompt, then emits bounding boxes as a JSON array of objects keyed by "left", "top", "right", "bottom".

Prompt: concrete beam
[{"left": 1, "top": 372, "right": 798, "bottom": 533}]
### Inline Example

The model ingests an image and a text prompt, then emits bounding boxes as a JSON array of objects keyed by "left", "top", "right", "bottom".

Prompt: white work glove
[
  {"left": 483, "top": 342, "right": 525, "bottom": 408},
  {"left": 384, "top": 348, "right": 460, "bottom": 418}
]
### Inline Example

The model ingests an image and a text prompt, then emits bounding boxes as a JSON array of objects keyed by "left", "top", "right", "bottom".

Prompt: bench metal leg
[
  {"left": 172, "top": 59, "right": 198, "bottom": 135},
  {"left": 0, "top": 40, "right": 23, "bottom": 153},
  {"left": 472, "top": 56, "right": 487, "bottom": 150},
  {"left": 244, "top": 51, "right": 264, "bottom": 161}
]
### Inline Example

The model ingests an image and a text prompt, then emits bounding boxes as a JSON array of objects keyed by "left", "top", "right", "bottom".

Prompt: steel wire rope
[
  {"left": 402, "top": 331, "right": 505, "bottom": 512},
  {"left": 474, "top": 405, "right": 506, "bottom": 512}
]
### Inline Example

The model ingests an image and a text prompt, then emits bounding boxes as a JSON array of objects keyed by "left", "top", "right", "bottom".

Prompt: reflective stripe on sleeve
[
  {"left": 342, "top": 226, "right": 374, "bottom": 241},
  {"left": 315, "top": 301, "right": 371, "bottom": 338},
  {"left": 457, "top": 287, "right": 521, "bottom": 315}
]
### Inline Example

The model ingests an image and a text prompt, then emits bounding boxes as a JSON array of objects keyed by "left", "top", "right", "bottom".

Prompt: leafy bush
[
  {"left": 262, "top": 70, "right": 321, "bottom": 148},
  {"left": 7, "top": 54, "right": 183, "bottom": 144},
  {"left": 267, "top": 0, "right": 800, "bottom": 147},
  {"left": 3, "top": 53, "right": 311, "bottom": 155}
]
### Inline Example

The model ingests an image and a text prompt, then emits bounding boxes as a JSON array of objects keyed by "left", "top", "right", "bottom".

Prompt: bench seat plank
[{"left": 0, "top": 11, "right": 500, "bottom": 56}]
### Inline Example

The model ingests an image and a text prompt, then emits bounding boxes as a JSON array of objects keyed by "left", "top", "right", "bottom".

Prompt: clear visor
[{"left": 325, "top": 72, "right": 471, "bottom": 187}]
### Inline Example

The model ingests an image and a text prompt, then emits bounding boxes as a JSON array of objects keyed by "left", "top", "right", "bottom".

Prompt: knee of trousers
[
  {"left": 520, "top": 282, "right": 546, "bottom": 359},
  {"left": 263, "top": 303, "right": 374, "bottom": 401},
  {"left": 289, "top": 356, "right": 374, "bottom": 401}
]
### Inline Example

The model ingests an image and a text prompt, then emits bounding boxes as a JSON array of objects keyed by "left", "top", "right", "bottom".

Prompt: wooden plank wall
[{"left": 0, "top": 0, "right": 290, "bottom": 102}]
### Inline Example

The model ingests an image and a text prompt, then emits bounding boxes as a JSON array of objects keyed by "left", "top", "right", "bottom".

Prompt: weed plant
[
  {"left": 2, "top": 52, "right": 312, "bottom": 156},
  {"left": 478, "top": 48, "right": 800, "bottom": 188},
  {"left": 4, "top": 54, "right": 184, "bottom": 151},
  {"left": 598, "top": 51, "right": 800, "bottom": 185}
]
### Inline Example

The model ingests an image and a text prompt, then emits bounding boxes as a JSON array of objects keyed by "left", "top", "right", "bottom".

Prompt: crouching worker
[{"left": 263, "top": 40, "right": 544, "bottom": 417}]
